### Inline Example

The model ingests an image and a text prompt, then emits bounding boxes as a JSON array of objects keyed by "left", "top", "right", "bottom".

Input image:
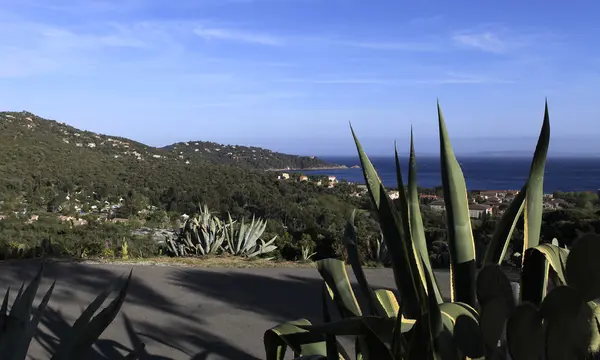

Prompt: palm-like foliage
[{"left": 264, "top": 101, "right": 600, "bottom": 359}]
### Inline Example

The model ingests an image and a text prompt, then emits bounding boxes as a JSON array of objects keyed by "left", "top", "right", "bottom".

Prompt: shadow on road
[
  {"left": 34, "top": 307, "right": 134, "bottom": 360},
  {"left": 168, "top": 267, "right": 404, "bottom": 324},
  {"left": 170, "top": 269, "right": 327, "bottom": 324},
  {"left": 0, "top": 259, "right": 189, "bottom": 320},
  {"left": 1, "top": 260, "right": 338, "bottom": 359}
]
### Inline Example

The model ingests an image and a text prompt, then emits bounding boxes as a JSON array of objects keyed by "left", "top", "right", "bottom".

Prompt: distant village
[{"left": 277, "top": 172, "right": 587, "bottom": 219}]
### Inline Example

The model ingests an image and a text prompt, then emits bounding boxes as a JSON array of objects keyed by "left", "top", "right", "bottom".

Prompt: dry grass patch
[{"left": 83, "top": 255, "right": 318, "bottom": 268}]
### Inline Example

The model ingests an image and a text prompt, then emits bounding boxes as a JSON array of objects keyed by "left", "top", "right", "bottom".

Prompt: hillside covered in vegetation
[
  {"left": 0, "top": 111, "right": 372, "bottom": 260},
  {"left": 0, "top": 111, "right": 338, "bottom": 171},
  {"left": 162, "top": 141, "right": 344, "bottom": 170}
]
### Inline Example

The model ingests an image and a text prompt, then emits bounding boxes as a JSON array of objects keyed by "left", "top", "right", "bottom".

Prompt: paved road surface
[{"left": 0, "top": 261, "right": 450, "bottom": 360}]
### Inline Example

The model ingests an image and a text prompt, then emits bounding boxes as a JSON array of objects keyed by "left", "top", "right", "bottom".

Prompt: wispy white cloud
[
  {"left": 451, "top": 26, "right": 556, "bottom": 54},
  {"left": 0, "top": 19, "right": 181, "bottom": 77},
  {"left": 193, "top": 26, "right": 284, "bottom": 45},
  {"left": 452, "top": 32, "right": 508, "bottom": 53}
]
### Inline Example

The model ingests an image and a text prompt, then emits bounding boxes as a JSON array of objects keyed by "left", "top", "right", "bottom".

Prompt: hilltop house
[
  {"left": 469, "top": 204, "right": 493, "bottom": 219},
  {"left": 278, "top": 173, "right": 290, "bottom": 180},
  {"left": 328, "top": 176, "right": 338, "bottom": 183},
  {"left": 299, "top": 175, "right": 309, "bottom": 182}
]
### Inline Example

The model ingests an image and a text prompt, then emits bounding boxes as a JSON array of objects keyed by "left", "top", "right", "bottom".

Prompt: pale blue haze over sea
[{"left": 298, "top": 157, "right": 600, "bottom": 193}]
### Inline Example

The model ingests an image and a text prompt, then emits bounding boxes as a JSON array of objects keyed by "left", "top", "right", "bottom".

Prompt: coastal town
[{"left": 276, "top": 171, "right": 593, "bottom": 219}]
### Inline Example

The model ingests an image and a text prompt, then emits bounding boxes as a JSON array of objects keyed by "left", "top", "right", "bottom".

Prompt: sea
[{"left": 295, "top": 156, "right": 600, "bottom": 193}]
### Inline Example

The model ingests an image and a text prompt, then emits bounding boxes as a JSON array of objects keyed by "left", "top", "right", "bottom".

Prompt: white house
[
  {"left": 468, "top": 204, "right": 493, "bottom": 219},
  {"left": 430, "top": 200, "right": 446, "bottom": 212}
]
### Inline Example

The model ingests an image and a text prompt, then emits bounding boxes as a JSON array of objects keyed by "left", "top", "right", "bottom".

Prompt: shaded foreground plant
[
  {"left": 0, "top": 263, "right": 136, "bottom": 359},
  {"left": 264, "top": 101, "right": 600, "bottom": 359}
]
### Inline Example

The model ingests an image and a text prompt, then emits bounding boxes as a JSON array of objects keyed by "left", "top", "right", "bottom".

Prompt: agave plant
[
  {"left": 224, "top": 214, "right": 278, "bottom": 258},
  {"left": 166, "top": 204, "right": 227, "bottom": 256},
  {"left": 264, "top": 101, "right": 600, "bottom": 359},
  {"left": 301, "top": 245, "right": 317, "bottom": 261},
  {"left": 366, "top": 231, "right": 390, "bottom": 266},
  {"left": 0, "top": 264, "right": 135, "bottom": 359}
]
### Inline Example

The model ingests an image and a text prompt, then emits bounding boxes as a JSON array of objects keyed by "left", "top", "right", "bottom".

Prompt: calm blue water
[{"left": 298, "top": 156, "right": 600, "bottom": 192}]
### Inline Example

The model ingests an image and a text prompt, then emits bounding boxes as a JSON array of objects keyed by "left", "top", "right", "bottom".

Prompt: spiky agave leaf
[
  {"left": 0, "top": 286, "right": 10, "bottom": 335},
  {"left": 343, "top": 210, "right": 387, "bottom": 317},
  {"left": 521, "top": 243, "right": 569, "bottom": 306},
  {"left": 51, "top": 270, "right": 133, "bottom": 360},
  {"left": 350, "top": 124, "right": 427, "bottom": 321},
  {"left": 483, "top": 102, "right": 551, "bottom": 266},
  {"left": 316, "top": 259, "right": 362, "bottom": 318},
  {"left": 437, "top": 102, "right": 477, "bottom": 308},
  {"left": 264, "top": 319, "right": 334, "bottom": 360},
  {"left": 11, "top": 281, "right": 55, "bottom": 360},
  {"left": 0, "top": 265, "right": 54, "bottom": 359},
  {"left": 523, "top": 101, "right": 551, "bottom": 256},
  {"left": 407, "top": 128, "right": 443, "bottom": 305},
  {"left": 404, "top": 268, "right": 443, "bottom": 360}
]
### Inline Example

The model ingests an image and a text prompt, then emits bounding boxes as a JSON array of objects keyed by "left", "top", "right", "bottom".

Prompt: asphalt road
[{"left": 0, "top": 261, "right": 451, "bottom": 360}]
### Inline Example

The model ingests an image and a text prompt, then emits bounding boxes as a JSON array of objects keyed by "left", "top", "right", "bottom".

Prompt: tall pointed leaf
[
  {"left": 350, "top": 125, "right": 426, "bottom": 319},
  {"left": 482, "top": 186, "right": 526, "bottom": 266},
  {"left": 264, "top": 319, "right": 327, "bottom": 360},
  {"left": 12, "top": 282, "right": 56, "bottom": 360},
  {"left": 343, "top": 210, "right": 387, "bottom": 317},
  {"left": 394, "top": 143, "right": 428, "bottom": 298},
  {"left": 0, "top": 287, "right": 10, "bottom": 332},
  {"left": 316, "top": 259, "right": 362, "bottom": 318},
  {"left": 484, "top": 102, "right": 550, "bottom": 265},
  {"left": 437, "top": 103, "right": 476, "bottom": 307},
  {"left": 523, "top": 101, "right": 550, "bottom": 253},
  {"left": 52, "top": 270, "right": 133, "bottom": 360},
  {"left": 0, "top": 265, "right": 44, "bottom": 357},
  {"left": 407, "top": 129, "right": 443, "bottom": 304}
]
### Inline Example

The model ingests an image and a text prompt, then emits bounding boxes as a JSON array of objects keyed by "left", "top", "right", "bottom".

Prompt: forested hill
[
  {"left": 162, "top": 141, "right": 342, "bottom": 170},
  {"left": 0, "top": 111, "right": 365, "bottom": 236},
  {"left": 0, "top": 111, "right": 337, "bottom": 171}
]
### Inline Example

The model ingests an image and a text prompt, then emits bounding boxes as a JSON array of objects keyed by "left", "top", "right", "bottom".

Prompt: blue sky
[{"left": 0, "top": 0, "right": 599, "bottom": 156}]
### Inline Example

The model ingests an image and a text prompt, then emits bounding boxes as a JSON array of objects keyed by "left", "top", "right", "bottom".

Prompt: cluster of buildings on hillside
[
  {"left": 281, "top": 171, "right": 575, "bottom": 219},
  {"left": 424, "top": 190, "right": 570, "bottom": 219},
  {"left": 0, "top": 195, "right": 151, "bottom": 226},
  {"left": 0, "top": 212, "right": 132, "bottom": 226},
  {"left": 277, "top": 172, "right": 339, "bottom": 187}
]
